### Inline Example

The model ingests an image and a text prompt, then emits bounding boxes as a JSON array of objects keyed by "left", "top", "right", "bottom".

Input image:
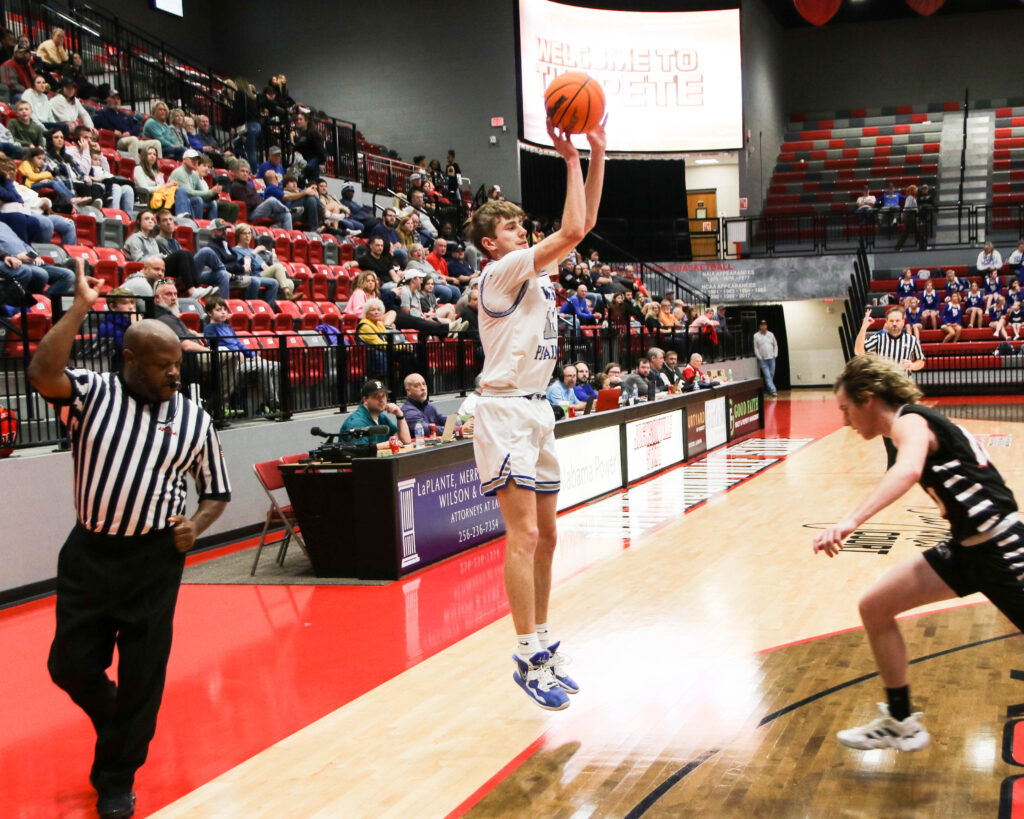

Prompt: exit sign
[{"left": 491, "top": 116, "right": 505, "bottom": 127}]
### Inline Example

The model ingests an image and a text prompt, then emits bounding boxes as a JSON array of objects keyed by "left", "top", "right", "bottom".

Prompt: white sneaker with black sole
[{"left": 837, "top": 703, "right": 929, "bottom": 751}]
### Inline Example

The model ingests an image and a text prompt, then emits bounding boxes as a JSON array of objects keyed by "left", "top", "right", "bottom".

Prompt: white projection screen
[{"left": 518, "top": 0, "right": 742, "bottom": 153}]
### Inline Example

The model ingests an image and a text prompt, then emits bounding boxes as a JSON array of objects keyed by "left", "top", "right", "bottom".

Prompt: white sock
[
  {"left": 536, "top": 622, "right": 552, "bottom": 649},
  {"left": 516, "top": 633, "right": 542, "bottom": 660}
]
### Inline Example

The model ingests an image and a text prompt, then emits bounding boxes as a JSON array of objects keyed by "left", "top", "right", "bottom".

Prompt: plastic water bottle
[
  {"left": 454, "top": 417, "right": 463, "bottom": 439},
  {"left": 414, "top": 420, "right": 425, "bottom": 449},
  {"left": 727, "top": 369, "right": 733, "bottom": 382},
  {"left": 631, "top": 385, "right": 639, "bottom": 405}
]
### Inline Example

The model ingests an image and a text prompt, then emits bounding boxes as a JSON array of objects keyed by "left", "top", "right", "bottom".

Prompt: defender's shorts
[
  {"left": 924, "top": 522, "right": 1024, "bottom": 631},
  {"left": 473, "top": 395, "right": 560, "bottom": 496}
]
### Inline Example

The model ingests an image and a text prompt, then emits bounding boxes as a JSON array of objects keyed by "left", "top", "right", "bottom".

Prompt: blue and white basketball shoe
[
  {"left": 512, "top": 650, "right": 570, "bottom": 710},
  {"left": 543, "top": 641, "right": 579, "bottom": 694}
]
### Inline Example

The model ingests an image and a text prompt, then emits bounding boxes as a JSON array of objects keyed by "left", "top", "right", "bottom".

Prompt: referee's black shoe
[{"left": 96, "top": 790, "right": 135, "bottom": 818}]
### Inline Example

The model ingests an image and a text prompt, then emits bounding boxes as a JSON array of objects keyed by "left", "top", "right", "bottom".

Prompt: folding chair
[{"left": 251, "top": 459, "right": 306, "bottom": 575}]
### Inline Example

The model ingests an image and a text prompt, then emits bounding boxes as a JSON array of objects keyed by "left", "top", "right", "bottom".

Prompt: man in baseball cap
[
  {"left": 339, "top": 379, "right": 411, "bottom": 448},
  {"left": 256, "top": 145, "right": 284, "bottom": 181}
]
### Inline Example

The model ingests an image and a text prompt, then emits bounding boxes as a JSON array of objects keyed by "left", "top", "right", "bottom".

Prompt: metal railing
[
  {"left": 918, "top": 350, "right": 1024, "bottom": 396},
  {"left": 0, "top": 316, "right": 753, "bottom": 451}
]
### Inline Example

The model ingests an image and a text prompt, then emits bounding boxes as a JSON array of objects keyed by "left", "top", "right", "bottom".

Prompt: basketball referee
[
  {"left": 854, "top": 305, "right": 925, "bottom": 466},
  {"left": 27, "top": 263, "right": 230, "bottom": 819}
]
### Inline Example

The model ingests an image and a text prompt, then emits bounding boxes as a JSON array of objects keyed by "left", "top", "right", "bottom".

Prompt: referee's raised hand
[
  {"left": 72, "top": 257, "right": 101, "bottom": 310},
  {"left": 862, "top": 308, "right": 874, "bottom": 326}
]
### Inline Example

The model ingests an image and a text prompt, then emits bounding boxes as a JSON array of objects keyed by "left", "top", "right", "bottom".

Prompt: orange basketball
[{"left": 544, "top": 71, "right": 605, "bottom": 135}]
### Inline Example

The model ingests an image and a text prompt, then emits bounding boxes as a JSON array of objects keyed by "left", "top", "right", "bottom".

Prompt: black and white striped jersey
[{"left": 61, "top": 368, "right": 231, "bottom": 536}]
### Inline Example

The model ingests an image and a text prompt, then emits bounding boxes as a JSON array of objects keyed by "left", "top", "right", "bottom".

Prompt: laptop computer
[
  {"left": 595, "top": 388, "right": 621, "bottom": 412},
  {"left": 439, "top": 414, "right": 458, "bottom": 443}
]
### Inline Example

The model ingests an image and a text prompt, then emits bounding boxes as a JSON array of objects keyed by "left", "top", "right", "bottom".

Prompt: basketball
[{"left": 544, "top": 71, "right": 605, "bottom": 134}]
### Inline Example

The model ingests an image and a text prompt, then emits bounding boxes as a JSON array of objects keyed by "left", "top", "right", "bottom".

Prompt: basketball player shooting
[
  {"left": 814, "top": 355, "right": 1023, "bottom": 751},
  {"left": 467, "top": 116, "right": 605, "bottom": 710}
]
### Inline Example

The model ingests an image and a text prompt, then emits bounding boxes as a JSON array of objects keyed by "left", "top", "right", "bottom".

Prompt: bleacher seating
[{"left": 765, "top": 104, "right": 949, "bottom": 217}]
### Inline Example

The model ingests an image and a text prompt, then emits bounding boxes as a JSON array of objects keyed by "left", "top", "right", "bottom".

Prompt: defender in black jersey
[{"left": 814, "top": 355, "right": 1022, "bottom": 752}]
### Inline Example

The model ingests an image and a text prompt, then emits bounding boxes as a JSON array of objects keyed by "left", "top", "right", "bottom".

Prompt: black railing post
[{"left": 278, "top": 335, "right": 293, "bottom": 419}]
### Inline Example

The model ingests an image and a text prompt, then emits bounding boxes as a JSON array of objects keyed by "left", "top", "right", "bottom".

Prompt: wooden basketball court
[{"left": 3, "top": 391, "right": 1024, "bottom": 817}]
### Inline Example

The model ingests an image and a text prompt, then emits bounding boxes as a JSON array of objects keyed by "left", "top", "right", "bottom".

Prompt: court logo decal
[{"left": 802, "top": 508, "right": 948, "bottom": 556}]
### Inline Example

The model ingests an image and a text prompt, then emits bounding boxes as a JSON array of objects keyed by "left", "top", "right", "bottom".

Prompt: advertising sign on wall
[
  {"left": 686, "top": 401, "right": 707, "bottom": 458},
  {"left": 555, "top": 426, "right": 623, "bottom": 511},
  {"left": 705, "top": 397, "right": 727, "bottom": 450},
  {"left": 729, "top": 392, "right": 761, "bottom": 440},
  {"left": 398, "top": 462, "right": 505, "bottom": 573},
  {"left": 625, "top": 410, "right": 684, "bottom": 482}
]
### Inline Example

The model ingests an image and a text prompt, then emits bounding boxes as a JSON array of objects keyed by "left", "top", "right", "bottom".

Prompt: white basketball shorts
[{"left": 473, "top": 395, "right": 560, "bottom": 496}]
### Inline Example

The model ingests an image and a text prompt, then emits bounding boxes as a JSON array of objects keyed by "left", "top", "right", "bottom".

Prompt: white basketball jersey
[{"left": 477, "top": 247, "right": 559, "bottom": 395}]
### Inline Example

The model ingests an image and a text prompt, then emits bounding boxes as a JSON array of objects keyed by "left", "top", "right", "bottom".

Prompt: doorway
[{"left": 686, "top": 189, "right": 718, "bottom": 260}]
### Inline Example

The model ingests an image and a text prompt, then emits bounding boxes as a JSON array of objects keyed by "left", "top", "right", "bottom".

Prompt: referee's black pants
[{"left": 47, "top": 524, "right": 186, "bottom": 794}]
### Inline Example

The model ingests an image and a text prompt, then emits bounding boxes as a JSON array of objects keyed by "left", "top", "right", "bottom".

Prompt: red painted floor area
[{"left": 0, "top": 393, "right": 844, "bottom": 818}]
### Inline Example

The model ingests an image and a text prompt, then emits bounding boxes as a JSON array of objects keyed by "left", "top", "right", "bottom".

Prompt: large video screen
[{"left": 518, "top": 0, "right": 742, "bottom": 153}]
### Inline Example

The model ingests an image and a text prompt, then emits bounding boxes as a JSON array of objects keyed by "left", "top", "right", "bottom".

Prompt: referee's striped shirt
[
  {"left": 61, "top": 368, "right": 231, "bottom": 537},
  {"left": 864, "top": 329, "right": 924, "bottom": 367}
]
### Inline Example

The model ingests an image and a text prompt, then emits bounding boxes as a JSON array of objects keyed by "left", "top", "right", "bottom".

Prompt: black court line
[{"left": 624, "top": 630, "right": 1022, "bottom": 818}]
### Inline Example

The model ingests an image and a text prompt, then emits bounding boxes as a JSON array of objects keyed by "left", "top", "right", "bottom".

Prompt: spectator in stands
[
  {"left": 0, "top": 218, "right": 73, "bottom": 295},
  {"left": 417, "top": 275, "right": 459, "bottom": 325},
  {"left": 193, "top": 114, "right": 224, "bottom": 166},
  {"left": 943, "top": 268, "right": 968, "bottom": 301},
  {"left": 153, "top": 278, "right": 238, "bottom": 411},
  {"left": 605, "top": 290, "right": 629, "bottom": 327},
  {"left": 447, "top": 242, "right": 473, "bottom": 288},
  {"left": 123, "top": 209, "right": 161, "bottom": 261},
  {"left": 86, "top": 143, "right": 133, "bottom": 212},
  {"left": 401, "top": 190, "right": 438, "bottom": 241},
  {"left": 258, "top": 83, "right": 287, "bottom": 128},
  {"left": 63, "top": 124, "right": 106, "bottom": 203},
  {"left": 939, "top": 292, "right": 964, "bottom": 342},
  {"left": 879, "top": 183, "right": 903, "bottom": 226},
  {"left": 0, "top": 29, "right": 14, "bottom": 64},
  {"left": 904, "top": 297, "right": 923, "bottom": 341},
  {"left": 46, "top": 78, "right": 93, "bottom": 132},
  {"left": 983, "top": 269, "right": 1005, "bottom": 309},
  {"left": 93, "top": 89, "right": 158, "bottom": 159},
  {"left": 0, "top": 159, "right": 76, "bottom": 244},
  {"left": 9, "top": 101, "right": 45, "bottom": 148},
  {"left": 1006, "top": 240, "right": 1024, "bottom": 276},
  {"left": 715, "top": 305, "right": 729, "bottom": 332},
  {"left": 426, "top": 237, "right": 460, "bottom": 294},
  {"left": 16, "top": 147, "right": 74, "bottom": 214},
  {"left": 1006, "top": 298, "right": 1024, "bottom": 340},
  {"left": 976, "top": 242, "right": 1002, "bottom": 276},
  {"left": 640, "top": 301, "right": 661, "bottom": 331},
  {"left": 133, "top": 144, "right": 170, "bottom": 206},
  {"left": 316, "top": 179, "right": 362, "bottom": 234},
  {"left": 895, "top": 184, "right": 921, "bottom": 251},
  {"left": 20, "top": 75, "right": 51, "bottom": 128},
  {"left": 855, "top": 186, "right": 877, "bottom": 224},
  {"left": 658, "top": 298, "right": 680, "bottom": 328},
  {"left": 0, "top": 117, "right": 21, "bottom": 158},
  {"left": 455, "top": 282, "right": 479, "bottom": 337},
  {"left": 232, "top": 222, "right": 299, "bottom": 302},
  {"left": 340, "top": 378, "right": 410, "bottom": 449},
  {"left": 228, "top": 160, "right": 291, "bottom": 228},
  {"left": 546, "top": 364, "right": 586, "bottom": 413},
  {"left": 64, "top": 52, "right": 105, "bottom": 102},
  {"left": 149, "top": 209, "right": 218, "bottom": 299},
  {"left": 1009, "top": 279, "right": 1024, "bottom": 306},
  {"left": 230, "top": 77, "right": 261, "bottom": 170},
  {"left": 621, "top": 358, "right": 656, "bottom": 400},
  {"left": 357, "top": 236, "right": 402, "bottom": 300},
  {"left": 203, "top": 294, "right": 280, "bottom": 408},
  {"left": 990, "top": 295, "right": 1010, "bottom": 340},
  {"left": 345, "top": 270, "right": 395, "bottom": 325},
  {"left": 120, "top": 255, "right": 164, "bottom": 303},
  {"left": 204, "top": 218, "right": 277, "bottom": 303},
  {"left": 571, "top": 361, "right": 598, "bottom": 404},
  {"left": 0, "top": 44, "right": 32, "bottom": 102},
  {"left": 371, "top": 208, "right": 408, "bottom": 265},
  {"left": 265, "top": 172, "right": 321, "bottom": 230},
  {"left": 96, "top": 288, "right": 138, "bottom": 349},
  {"left": 895, "top": 268, "right": 917, "bottom": 304},
  {"left": 396, "top": 214, "right": 417, "bottom": 251},
  {"left": 256, "top": 145, "right": 284, "bottom": 180},
  {"left": 169, "top": 149, "right": 220, "bottom": 220},
  {"left": 356, "top": 297, "right": 401, "bottom": 370},
  {"left": 338, "top": 185, "right": 372, "bottom": 231},
  {"left": 647, "top": 347, "right": 672, "bottom": 392},
  {"left": 396, "top": 270, "right": 451, "bottom": 339},
  {"left": 167, "top": 108, "right": 190, "bottom": 151},
  {"left": 919, "top": 279, "right": 941, "bottom": 329},
  {"left": 689, "top": 307, "right": 720, "bottom": 336},
  {"left": 35, "top": 27, "right": 70, "bottom": 75},
  {"left": 291, "top": 110, "right": 325, "bottom": 186},
  {"left": 181, "top": 115, "right": 203, "bottom": 153},
  {"left": 559, "top": 284, "right": 600, "bottom": 330},
  {"left": 664, "top": 349, "right": 683, "bottom": 383},
  {"left": 43, "top": 132, "right": 95, "bottom": 206},
  {"left": 917, "top": 183, "right": 936, "bottom": 246},
  {"left": 142, "top": 101, "right": 185, "bottom": 160},
  {"left": 964, "top": 282, "right": 985, "bottom": 328},
  {"left": 400, "top": 373, "right": 446, "bottom": 432}
]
